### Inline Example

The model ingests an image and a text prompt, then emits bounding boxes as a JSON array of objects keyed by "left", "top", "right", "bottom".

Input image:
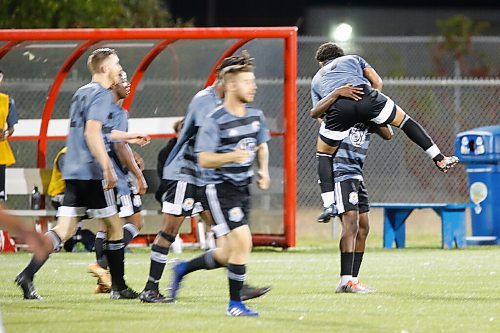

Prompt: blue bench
[{"left": 371, "top": 203, "right": 471, "bottom": 249}]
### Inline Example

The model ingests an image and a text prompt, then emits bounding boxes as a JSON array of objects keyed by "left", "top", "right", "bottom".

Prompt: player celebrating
[
  {"left": 311, "top": 42, "right": 459, "bottom": 222},
  {"left": 170, "top": 53, "right": 270, "bottom": 317},
  {"left": 89, "top": 70, "right": 148, "bottom": 293},
  {"left": 15, "top": 48, "right": 149, "bottom": 300},
  {"left": 139, "top": 53, "right": 270, "bottom": 303}
]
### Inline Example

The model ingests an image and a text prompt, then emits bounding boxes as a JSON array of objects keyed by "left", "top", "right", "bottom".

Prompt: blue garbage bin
[{"left": 455, "top": 125, "right": 500, "bottom": 245}]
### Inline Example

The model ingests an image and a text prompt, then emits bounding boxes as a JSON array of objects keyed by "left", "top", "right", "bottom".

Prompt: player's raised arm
[{"left": 310, "top": 84, "right": 364, "bottom": 119}]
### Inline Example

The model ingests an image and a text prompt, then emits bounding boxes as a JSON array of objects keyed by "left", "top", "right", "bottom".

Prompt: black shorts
[
  {"left": 205, "top": 182, "right": 250, "bottom": 236},
  {"left": 160, "top": 179, "right": 208, "bottom": 217},
  {"left": 58, "top": 180, "right": 116, "bottom": 218},
  {"left": 116, "top": 193, "right": 142, "bottom": 218},
  {"left": 334, "top": 179, "right": 369, "bottom": 214},
  {"left": 320, "top": 85, "right": 397, "bottom": 146}
]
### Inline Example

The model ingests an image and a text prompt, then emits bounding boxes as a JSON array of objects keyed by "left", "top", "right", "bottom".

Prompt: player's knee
[
  {"left": 358, "top": 224, "right": 370, "bottom": 239},
  {"left": 341, "top": 211, "right": 359, "bottom": 233},
  {"left": 52, "top": 225, "right": 76, "bottom": 242}
]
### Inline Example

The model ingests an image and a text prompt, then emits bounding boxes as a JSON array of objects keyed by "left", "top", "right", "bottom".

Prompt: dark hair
[
  {"left": 87, "top": 48, "right": 117, "bottom": 74},
  {"left": 315, "top": 43, "right": 345, "bottom": 63},
  {"left": 216, "top": 50, "right": 254, "bottom": 77}
]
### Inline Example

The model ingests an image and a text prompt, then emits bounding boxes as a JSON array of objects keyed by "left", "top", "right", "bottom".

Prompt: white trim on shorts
[
  {"left": 319, "top": 122, "right": 351, "bottom": 141},
  {"left": 87, "top": 205, "right": 117, "bottom": 219},
  {"left": 205, "top": 184, "right": 230, "bottom": 237},
  {"left": 334, "top": 182, "right": 346, "bottom": 214},
  {"left": 371, "top": 93, "right": 395, "bottom": 124},
  {"left": 57, "top": 206, "right": 86, "bottom": 217},
  {"left": 161, "top": 181, "right": 187, "bottom": 215},
  {"left": 118, "top": 194, "right": 134, "bottom": 218}
]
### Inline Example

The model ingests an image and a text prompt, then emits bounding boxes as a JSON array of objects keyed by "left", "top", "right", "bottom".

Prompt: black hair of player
[{"left": 315, "top": 43, "right": 345, "bottom": 63}]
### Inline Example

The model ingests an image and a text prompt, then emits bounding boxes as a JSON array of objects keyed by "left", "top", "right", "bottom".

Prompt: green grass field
[{"left": 1, "top": 238, "right": 499, "bottom": 333}]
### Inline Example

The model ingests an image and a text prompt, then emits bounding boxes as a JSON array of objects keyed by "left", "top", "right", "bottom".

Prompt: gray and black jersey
[
  {"left": 107, "top": 104, "right": 131, "bottom": 196},
  {"left": 334, "top": 123, "right": 372, "bottom": 183},
  {"left": 311, "top": 55, "right": 372, "bottom": 108},
  {"left": 63, "top": 82, "right": 117, "bottom": 180},
  {"left": 195, "top": 105, "right": 271, "bottom": 186},
  {"left": 163, "top": 86, "right": 222, "bottom": 186}
]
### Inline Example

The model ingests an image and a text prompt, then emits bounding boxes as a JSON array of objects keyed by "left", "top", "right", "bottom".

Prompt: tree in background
[
  {"left": 432, "top": 15, "right": 490, "bottom": 77},
  {"left": 0, "top": 0, "right": 188, "bottom": 28}
]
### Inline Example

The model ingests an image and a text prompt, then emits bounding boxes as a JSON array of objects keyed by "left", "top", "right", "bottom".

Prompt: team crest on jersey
[
  {"left": 182, "top": 198, "right": 195, "bottom": 211},
  {"left": 349, "top": 191, "right": 359, "bottom": 205},
  {"left": 236, "top": 138, "right": 257, "bottom": 164},
  {"left": 349, "top": 124, "right": 368, "bottom": 147},
  {"left": 251, "top": 121, "right": 260, "bottom": 131},
  {"left": 228, "top": 207, "right": 244, "bottom": 222}
]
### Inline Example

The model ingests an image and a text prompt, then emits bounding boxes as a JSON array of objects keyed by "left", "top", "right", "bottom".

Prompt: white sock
[
  {"left": 351, "top": 277, "right": 359, "bottom": 284},
  {"left": 340, "top": 275, "right": 352, "bottom": 286},
  {"left": 321, "top": 192, "right": 335, "bottom": 208}
]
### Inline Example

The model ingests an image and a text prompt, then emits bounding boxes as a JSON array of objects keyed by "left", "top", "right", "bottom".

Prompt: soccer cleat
[
  {"left": 435, "top": 156, "right": 459, "bottom": 173},
  {"left": 15, "top": 273, "right": 42, "bottom": 300},
  {"left": 139, "top": 289, "right": 173, "bottom": 303},
  {"left": 240, "top": 284, "right": 271, "bottom": 301},
  {"left": 226, "top": 301, "right": 259, "bottom": 317},
  {"left": 110, "top": 287, "right": 140, "bottom": 300},
  {"left": 355, "top": 281, "right": 376, "bottom": 293},
  {"left": 317, "top": 204, "right": 338, "bottom": 223},
  {"left": 335, "top": 280, "right": 370, "bottom": 294},
  {"left": 88, "top": 263, "right": 112, "bottom": 290},
  {"left": 169, "top": 261, "right": 187, "bottom": 300}
]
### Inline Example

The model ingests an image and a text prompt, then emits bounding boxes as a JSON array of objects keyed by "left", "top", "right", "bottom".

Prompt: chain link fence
[{"left": 1, "top": 37, "right": 499, "bottom": 215}]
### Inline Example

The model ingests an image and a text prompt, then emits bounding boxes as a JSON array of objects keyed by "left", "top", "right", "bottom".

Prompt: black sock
[
  {"left": 94, "top": 231, "right": 108, "bottom": 269},
  {"left": 123, "top": 223, "right": 140, "bottom": 246},
  {"left": 21, "top": 230, "right": 61, "bottom": 279},
  {"left": 400, "top": 117, "right": 442, "bottom": 160},
  {"left": 145, "top": 244, "right": 169, "bottom": 291},
  {"left": 352, "top": 252, "right": 364, "bottom": 278},
  {"left": 227, "top": 263, "right": 246, "bottom": 302},
  {"left": 105, "top": 240, "right": 126, "bottom": 291},
  {"left": 0, "top": 165, "right": 5, "bottom": 200},
  {"left": 340, "top": 252, "right": 354, "bottom": 276},
  {"left": 184, "top": 249, "right": 223, "bottom": 275},
  {"left": 317, "top": 152, "right": 335, "bottom": 207}
]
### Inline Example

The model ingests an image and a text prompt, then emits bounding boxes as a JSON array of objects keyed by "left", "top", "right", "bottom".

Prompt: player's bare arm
[
  {"left": 198, "top": 149, "right": 250, "bottom": 168},
  {"left": 256, "top": 143, "right": 270, "bottom": 190},
  {"left": 110, "top": 130, "right": 150, "bottom": 146},
  {"left": 363, "top": 67, "right": 383, "bottom": 90},
  {"left": 85, "top": 119, "right": 117, "bottom": 189},
  {"left": 114, "top": 141, "right": 148, "bottom": 195},
  {"left": 310, "top": 84, "right": 364, "bottom": 119}
]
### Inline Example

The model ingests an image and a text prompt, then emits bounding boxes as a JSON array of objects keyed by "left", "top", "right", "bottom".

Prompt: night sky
[{"left": 165, "top": 0, "right": 499, "bottom": 27}]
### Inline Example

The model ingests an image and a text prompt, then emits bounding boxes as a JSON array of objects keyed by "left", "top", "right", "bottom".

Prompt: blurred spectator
[{"left": 0, "top": 69, "right": 18, "bottom": 201}]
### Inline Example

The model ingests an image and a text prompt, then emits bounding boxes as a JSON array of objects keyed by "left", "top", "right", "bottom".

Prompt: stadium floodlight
[{"left": 331, "top": 23, "right": 353, "bottom": 42}]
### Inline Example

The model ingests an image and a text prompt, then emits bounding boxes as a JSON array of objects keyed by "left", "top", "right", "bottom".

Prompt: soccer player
[
  {"left": 311, "top": 43, "right": 459, "bottom": 222},
  {"left": 138, "top": 53, "right": 270, "bottom": 304},
  {"left": 89, "top": 70, "right": 148, "bottom": 293},
  {"left": 15, "top": 48, "right": 149, "bottom": 300},
  {"left": 169, "top": 53, "right": 270, "bottom": 317}
]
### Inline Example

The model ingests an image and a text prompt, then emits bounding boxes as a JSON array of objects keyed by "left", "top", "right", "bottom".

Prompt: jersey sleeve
[
  {"left": 356, "top": 56, "right": 372, "bottom": 70},
  {"left": 87, "top": 89, "right": 113, "bottom": 124},
  {"left": 195, "top": 117, "right": 220, "bottom": 154},
  {"left": 310, "top": 77, "right": 322, "bottom": 107},
  {"left": 7, "top": 97, "right": 18, "bottom": 126},
  {"left": 257, "top": 111, "right": 271, "bottom": 145}
]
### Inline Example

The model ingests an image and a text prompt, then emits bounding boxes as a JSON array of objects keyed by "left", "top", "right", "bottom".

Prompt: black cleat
[
  {"left": 317, "top": 205, "right": 338, "bottom": 223},
  {"left": 240, "top": 284, "right": 271, "bottom": 301},
  {"left": 15, "top": 273, "right": 42, "bottom": 300},
  {"left": 110, "top": 287, "right": 140, "bottom": 300},
  {"left": 139, "top": 289, "right": 173, "bottom": 303}
]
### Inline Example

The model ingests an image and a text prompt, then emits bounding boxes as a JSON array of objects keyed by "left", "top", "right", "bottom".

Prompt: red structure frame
[{"left": 0, "top": 28, "right": 297, "bottom": 248}]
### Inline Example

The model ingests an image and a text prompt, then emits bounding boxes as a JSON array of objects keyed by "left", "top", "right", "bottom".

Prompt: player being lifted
[
  {"left": 15, "top": 48, "right": 149, "bottom": 300},
  {"left": 311, "top": 43, "right": 459, "bottom": 222},
  {"left": 138, "top": 53, "right": 270, "bottom": 303},
  {"left": 89, "top": 70, "right": 148, "bottom": 293},
  {"left": 170, "top": 52, "right": 270, "bottom": 316}
]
